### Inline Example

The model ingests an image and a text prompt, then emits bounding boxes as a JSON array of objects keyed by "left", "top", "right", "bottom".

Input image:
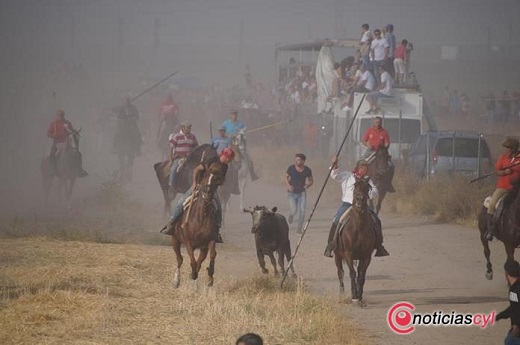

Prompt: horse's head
[
  {"left": 200, "top": 162, "right": 224, "bottom": 200},
  {"left": 371, "top": 145, "right": 390, "bottom": 177},
  {"left": 243, "top": 205, "right": 277, "bottom": 234},
  {"left": 232, "top": 131, "right": 246, "bottom": 152},
  {"left": 353, "top": 177, "right": 371, "bottom": 211}
]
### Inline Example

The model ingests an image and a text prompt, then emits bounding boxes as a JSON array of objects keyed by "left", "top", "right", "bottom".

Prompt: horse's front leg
[
  {"left": 480, "top": 224, "right": 493, "bottom": 280},
  {"left": 335, "top": 253, "right": 346, "bottom": 303},
  {"left": 257, "top": 249, "right": 268, "bottom": 274},
  {"left": 344, "top": 255, "right": 359, "bottom": 302},
  {"left": 172, "top": 236, "right": 183, "bottom": 288},
  {"left": 356, "top": 257, "right": 372, "bottom": 308},
  {"left": 207, "top": 241, "right": 217, "bottom": 287},
  {"left": 196, "top": 247, "right": 209, "bottom": 275},
  {"left": 184, "top": 242, "right": 198, "bottom": 280},
  {"left": 505, "top": 242, "right": 516, "bottom": 264}
]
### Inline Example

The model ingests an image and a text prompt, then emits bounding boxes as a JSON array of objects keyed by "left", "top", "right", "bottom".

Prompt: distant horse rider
[
  {"left": 221, "top": 110, "right": 259, "bottom": 181},
  {"left": 210, "top": 126, "right": 231, "bottom": 154},
  {"left": 47, "top": 110, "right": 88, "bottom": 177},
  {"left": 169, "top": 121, "right": 199, "bottom": 194},
  {"left": 157, "top": 93, "right": 179, "bottom": 158},
  {"left": 485, "top": 137, "right": 520, "bottom": 241},
  {"left": 324, "top": 158, "right": 389, "bottom": 258},
  {"left": 165, "top": 147, "right": 235, "bottom": 243},
  {"left": 361, "top": 116, "right": 395, "bottom": 192}
]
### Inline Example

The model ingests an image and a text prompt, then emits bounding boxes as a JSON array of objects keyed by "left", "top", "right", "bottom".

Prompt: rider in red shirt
[
  {"left": 361, "top": 116, "right": 395, "bottom": 192},
  {"left": 485, "top": 137, "right": 520, "bottom": 240},
  {"left": 47, "top": 110, "right": 87, "bottom": 177}
]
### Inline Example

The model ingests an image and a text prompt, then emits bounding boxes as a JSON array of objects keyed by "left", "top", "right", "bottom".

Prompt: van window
[
  {"left": 360, "top": 118, "right": 421, "bottom": 143},
  {"left": 435, "top": 138, "right": 491, "bottom": 158}
]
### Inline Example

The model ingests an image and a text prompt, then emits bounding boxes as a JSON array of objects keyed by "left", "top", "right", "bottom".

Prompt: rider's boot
[
  {"left": 485, "top": 213, "right": 495, "bottom": 241},
  {"left": 373, "top": 216, "right": 390, "bottom": 257},
  {"left": 387, "top": 160, "right": 396, "bottom": 193},
  {"left": 160, "top": 218, "right": 175, "bottom": 235},
  {"left": 323, "top": 223, "right": 337, "bottom": 258}
]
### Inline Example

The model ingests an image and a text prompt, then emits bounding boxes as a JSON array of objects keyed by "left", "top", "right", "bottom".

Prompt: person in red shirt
[
  {"left": 485, "top": 137, "right": 520, "bottom": 240},
  {"left": 157, "top": 94, "right": 179, "bottom": 159},
  {"left": 361, "top": 116, "right": 395, "bottom": 192},
  {"left": 47, "top": 110, "right": 87, "bottom": 177}
]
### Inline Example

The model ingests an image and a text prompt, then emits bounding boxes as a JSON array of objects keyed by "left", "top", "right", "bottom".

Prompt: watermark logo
[{"left": 387, "top": 301, "right": 496, "bottom": 335}]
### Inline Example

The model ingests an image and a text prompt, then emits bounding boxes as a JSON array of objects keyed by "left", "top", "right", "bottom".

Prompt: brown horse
[
  {"left": 41, "top": 129, "right": 82, "bottom": 205},
  {"left": 154, "top": 144, "right": 217, "bottom": 216},
  {"left": 334, "top": 177, "right": 376, "bottom": 307},
  {"left": 366, "top": 146, "right": 395, "bottom": 215},
  {"left": 165, "top": 161, "right": 224, "bottom": 288},
  {"left": 478, "top": 180, "right": 520, "bottom": 280}
]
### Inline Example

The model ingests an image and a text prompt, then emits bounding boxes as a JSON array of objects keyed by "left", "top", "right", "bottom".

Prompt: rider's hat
[
  {"left": 502, "top": 137, "right": 519, "bottom": 150},
  {"left": 356, "top": 160, "right": 370, "bottom": 168},
  {"left": 180, "top": 121, "right": 192, "bottom": 128}
]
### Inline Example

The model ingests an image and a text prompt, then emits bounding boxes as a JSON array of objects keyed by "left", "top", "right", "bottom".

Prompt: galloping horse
[
  {"left": 478, "top": 180, "right": 520, "bottom": 280},
  {"left": 165, "top": 160, "right": 224, "bottom": 288},
  {"left": 334, "top": 177, "right": 376, "bottom": 307},
  {"left": 366, "top": 146, "right": 394, "bottom": 215},
  {"left": 41, "top": 129, "right": 83, "bottom": 204},
  {"left": 154, "top": 144, "right": 216, "bottom": 217},
  {"left": 231, "top": 132, "right": 254, "bottom": 211}
]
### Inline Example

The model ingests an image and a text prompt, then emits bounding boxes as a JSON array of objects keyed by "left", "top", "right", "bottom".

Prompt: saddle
[{"left": 330, "top": 206, "right": 379, "bottom": 251}]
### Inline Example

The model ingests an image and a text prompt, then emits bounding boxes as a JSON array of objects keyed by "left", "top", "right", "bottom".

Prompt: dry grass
[
  {"left": 0, "top": 238, "right": 368, "bottom": 345},
  {"left": 385, "top": 167, "right": 491, "bottom": 226}
]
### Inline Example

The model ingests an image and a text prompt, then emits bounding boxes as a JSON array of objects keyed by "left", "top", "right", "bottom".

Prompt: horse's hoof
[
  {"left": 172, "top": 280, "right": 180, "bottom": 289},
  {"left": 486, "top": 272, "right": 493, "bottom": 280},
  {"left": 351, "top": 298, "right": 360, "bottom": 306},
  {"left": 190, "top": 273, "right": 198, "bottom": 280},
  {"left": 359, "top": 299, "right": 368, "bottom": 308},
  {"left": 262, "top": 269, "right": 269, "bottom": 274},
  {"left": 207, "top": 280, "right": 214, "bottom": 287}
]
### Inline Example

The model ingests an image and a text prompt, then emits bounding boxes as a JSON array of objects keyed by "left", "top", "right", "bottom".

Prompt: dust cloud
[{"left": 0, "top": 0, "right": 518, "bottom": 217}]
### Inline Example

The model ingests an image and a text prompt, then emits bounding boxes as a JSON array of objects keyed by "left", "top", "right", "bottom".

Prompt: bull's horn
[
  {"left": 271, "top": 207, "right": 278, "bottom": 213},
  {"left": 243, "top": 208, "right": 252, "bottom": 213}
]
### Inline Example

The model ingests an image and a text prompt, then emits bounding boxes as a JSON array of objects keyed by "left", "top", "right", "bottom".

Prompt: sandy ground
[{"left": 10, "top": 149, "right": 512, "bottom": 345}]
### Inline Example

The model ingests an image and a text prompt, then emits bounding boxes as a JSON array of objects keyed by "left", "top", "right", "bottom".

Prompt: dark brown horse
[
  {"left": 41, "top": 129, "right": 82, "bottom": 205},
  {"left": 478, "top": 181, "right": 520, "bottom": 280},
  {"left": 366, "top": 146, "right": 395, "bottom": 215},
  {"left": 334, "top": 177, "right": 376, "bottom": 307},
  {"left": 154, "top": 144, "right": 217, "bottom": 216},
  {"left": 166, "top": 161, "right": 224, "bottom": 288}
]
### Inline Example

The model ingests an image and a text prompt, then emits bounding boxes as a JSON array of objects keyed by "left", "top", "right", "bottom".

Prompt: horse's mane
[{"left": 185, "top": 144, "right": 218, "bottom": 169}]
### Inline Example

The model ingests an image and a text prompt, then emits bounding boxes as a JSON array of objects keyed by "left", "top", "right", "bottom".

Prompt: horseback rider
[
  {"left": 324, "top": 157, "right": 389, "bottom": 258},
  {"left": 210, "top": 126, "right": 232, "bottom": 154},
  {"left": 163, "top": 147, "right": 235, "bottom": 243},
  {"left": 47, "top": 110, "right": 88, "bottom": 177},
  {"left": 485, "top": 137, "right": 520, "bottom": 241},
  {"left": 221, "top": 110, "right": 259, "bottom": 181},
  {"left": 168, "top": 121, "right": 199, "bottom": 194},
  {"left": 114, "top": 96, "right": 143, "bottom": 156},
  {"left": 361, "top": 116, "right": 395, "bottom": 193}
]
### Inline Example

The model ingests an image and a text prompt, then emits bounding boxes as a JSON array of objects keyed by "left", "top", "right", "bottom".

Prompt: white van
[{"left": 331, "top": 87, "right": 425, "bottom": 168}]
